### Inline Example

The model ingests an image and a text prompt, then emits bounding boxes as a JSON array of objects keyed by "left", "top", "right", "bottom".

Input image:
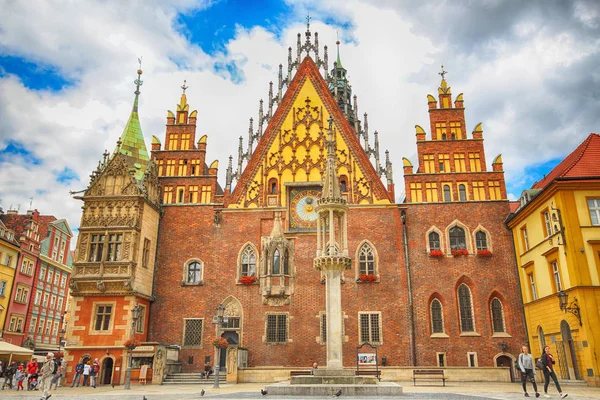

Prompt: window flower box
[
  {"left": 123, "top": 338, "right": 141, "bottom": 350},
  {"left": 358, "top": 273, "right": 377, "bottom": 282},
  {"left": 213, "top": 337, "right": 229, "bottom": 349},
  {"left": 451, "top": 248, "right": 469, "bottom": 257},
  {"left": 429, "top": 249, "right": 444, "bottom": 258},
  {"left": 239, "top": 275, "right": 257, "bottom": 285},
  {"left": 477, "top": 249, "right": 492, "bottom": 257}
]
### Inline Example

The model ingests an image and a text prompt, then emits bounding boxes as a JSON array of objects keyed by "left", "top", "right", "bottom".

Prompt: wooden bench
[
  {"left": 412, "top": 369, "right": 446, "bottom": 386},
  {"left": 290, "top": 370, "right": 312, "bottom": 377},
  {"left": 355, "top": 370, "right": 381, "bottom": 381}
]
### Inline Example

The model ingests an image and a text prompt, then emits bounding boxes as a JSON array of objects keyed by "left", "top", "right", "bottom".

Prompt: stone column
[{"left": 325, "top": 267, "right": 344, "bottom": 370}]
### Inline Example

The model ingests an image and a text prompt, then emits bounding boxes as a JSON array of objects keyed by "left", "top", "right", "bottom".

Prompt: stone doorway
[
  {"left": 495, "top": 355, "right": 515, "bottom": 382},
  {"left": 101, "top": 357, "right": 114, "bottom": 385}
]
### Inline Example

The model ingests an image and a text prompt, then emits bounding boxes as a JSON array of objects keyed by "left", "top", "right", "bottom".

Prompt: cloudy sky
[{"left": 1, "top": 0, "right": 599, "bottom": 241}]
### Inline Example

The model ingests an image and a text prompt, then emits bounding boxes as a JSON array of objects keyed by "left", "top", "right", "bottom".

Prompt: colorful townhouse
[
  {"left": 28, "top": 219, "right": 73, "bottom": 354},
  {"left": 0, "top": 208, "right": 47, "bottom": 346},
  {"left": 0, "top": 218, "right": 20, "bottom": 336},
  {"left": 506, "top": 133, "right": 600, "bottom": 386}
]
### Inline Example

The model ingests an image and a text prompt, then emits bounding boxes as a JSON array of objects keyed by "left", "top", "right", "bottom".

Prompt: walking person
[
  {"left": 70, "top": 360, "right": 84, "bottom": 387},
  {"left": 541, "top": 345, "right": 568, "bottom": 398},
  {"left": 2, "top": 361, "right": 16, "bottom": 390},
  {"left": 518, "top": 345, "right": 540, "bottom": 397},
  {"left": 82, "top": 361, "right": 91, "bottom": 387},
  {"left": 16, "top": 364, "right": 26, "bottom": 391},
  {"left": 39, "top": 352, "right": 55, "bottom": 400}
]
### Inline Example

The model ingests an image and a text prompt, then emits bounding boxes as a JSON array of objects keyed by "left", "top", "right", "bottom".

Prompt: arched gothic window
[
  {"left": 443, "top": 185, "right": 451, "bottom": 202},
  {"left": 458, "top": 284, "right": 475, "bottom": 332},
  {"left": 449, "top": 226, "right": 466, "bottom": 250},
  {"left": 429, "top": 232, "right": 441, "bottom": 250},
  {"left": 358, "top": 243, "right": 375, "bottom": 275},
  {"left": 273, "top": 249, "right": 281, "bottom": 274},
  {"left": 476, "top": 231, "right": 488, "bottom": 250},
  {"left": 240, "top": 245, "right": 256, "bottom": 277},
  {"left": 490, "top": 298, "right": 505, "bottom": 333},
  {"left": 431, "top": 299, "right": 444, "bottom": 333},
  {"left": 459, "top": 184, "right": 467, "bottom": 201},
  {"left": 441, "top": 133, "right": 447, "bottom": 140},
  {"left": 184, "top": 260, "right": 203, "bottom": 285}
]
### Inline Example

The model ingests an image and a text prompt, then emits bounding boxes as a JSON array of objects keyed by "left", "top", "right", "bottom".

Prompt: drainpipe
[{"left": 401, "top": 210, "right": 417, "bottom": 366}]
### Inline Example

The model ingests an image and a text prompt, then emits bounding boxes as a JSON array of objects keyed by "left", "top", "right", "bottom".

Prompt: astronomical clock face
[{"left": 289, "top": 187, "right": 321, "bottom": 230}]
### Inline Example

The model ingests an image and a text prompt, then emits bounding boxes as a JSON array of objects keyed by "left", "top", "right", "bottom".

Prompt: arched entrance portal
[
  {"left": 102, "top": 357, "right": 114, "bottom": 385},
  {"left": 495, "top": 355, "right": 516, "bottom": 382},
  {"left": 558, "top": 320, "right": 580, "bottom": 380}
]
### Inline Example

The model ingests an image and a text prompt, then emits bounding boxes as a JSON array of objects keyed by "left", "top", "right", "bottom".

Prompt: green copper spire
[
  {"left": 336, "top": 39, "right": 343, "bottom": 69},
  {"left": 115, "top": 59, "right": 150, "bottom": 181}
]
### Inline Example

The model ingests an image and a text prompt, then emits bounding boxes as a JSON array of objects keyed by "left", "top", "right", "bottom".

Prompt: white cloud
[{"left": 1, "top": 0, "right": 599, "bottom": 247}]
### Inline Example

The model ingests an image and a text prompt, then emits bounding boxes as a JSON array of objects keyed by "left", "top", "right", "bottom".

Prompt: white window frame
[
  {"left": 552, "top": 261, "right": 562, "bottom": 292},
  {"left": 589, "top": 198, "right": 600, "bottom": 225}
]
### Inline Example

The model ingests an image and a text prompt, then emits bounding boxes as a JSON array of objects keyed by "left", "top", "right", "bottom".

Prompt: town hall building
[{"left": 65, "top": 23, "right": 525, "bottom": 385}]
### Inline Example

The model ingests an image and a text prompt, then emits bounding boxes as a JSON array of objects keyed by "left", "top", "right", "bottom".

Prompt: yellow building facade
[
  {"left": 0, "top": 220, "right": 20, "bottom": 334},
  {"left": 507, "top": 133, "right": 600, "bottom": 386}
]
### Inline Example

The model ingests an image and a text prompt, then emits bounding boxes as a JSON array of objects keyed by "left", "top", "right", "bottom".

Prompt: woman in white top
[{"left": 82, "top": 362, "right": 91, "bottom": 387}]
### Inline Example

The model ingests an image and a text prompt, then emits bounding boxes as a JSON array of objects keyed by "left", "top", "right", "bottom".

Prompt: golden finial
[
  {"left": 439, "top": 64, "right": 447, "bottom": 81},
  {"left": 134, "top": 57, "right": 143, "bottom": 96},
  {"left": 181, "top": 79, "right": 188, "bottom": 94}
]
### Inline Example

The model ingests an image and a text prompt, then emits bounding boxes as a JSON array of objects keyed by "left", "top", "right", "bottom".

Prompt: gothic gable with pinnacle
[{"left": 227, "top": 57, "right": 392, "bottom": 209}]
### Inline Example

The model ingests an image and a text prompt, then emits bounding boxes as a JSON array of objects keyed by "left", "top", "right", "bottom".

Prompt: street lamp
[
  {"left": 212, "top": 303, "right": 229, "bottom": 389},
  {"left": 557, "top": 290, "right": 582, "bottom": 326},
  {"left": 124, "top": 305, "right": 142, "bottom": 390}
]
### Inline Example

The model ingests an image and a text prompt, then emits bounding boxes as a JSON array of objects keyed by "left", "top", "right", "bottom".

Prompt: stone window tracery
[
  {"left": 449, "top": 226, "right": 467, "bottom": 250},
  {"left": 355, "top": 241, "right": 378, "bottom": 281},
  {"left": 239, "top": 244, "right": 257, "bottom": 278},
  {"left": 429, "top": 232, "right": 441, "bottom": 251}
]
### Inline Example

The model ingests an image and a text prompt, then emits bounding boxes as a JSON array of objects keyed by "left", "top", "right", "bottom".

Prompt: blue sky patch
[
  {"left": 0, "top": 55, "right": 72, "bottom": 91},
  {"left": 506, "top": 157, "right": 562, "bottom": 196},
  {"left": 177, "top": 0, "right": 292, "bottom": 56},
  {"left": 0, "top": 140, "right": 43, "bottom": 165},
  {"left": 55, "top": 167, "right": 80, "bottom": 185}
]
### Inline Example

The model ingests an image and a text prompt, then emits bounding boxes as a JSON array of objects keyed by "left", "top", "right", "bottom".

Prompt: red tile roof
[
  {"left": 508, "top": 201, "right": 520, "bottom": 213},
  {"left": 533, "top": 133, "right": 600, "bottom": 189}
]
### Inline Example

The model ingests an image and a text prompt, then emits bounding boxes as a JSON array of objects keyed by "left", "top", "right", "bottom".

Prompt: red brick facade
[{"left": 147, "top": 66, "right": 525, "bottom": 373}]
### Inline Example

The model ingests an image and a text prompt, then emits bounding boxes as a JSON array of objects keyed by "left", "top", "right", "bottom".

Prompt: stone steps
[{"left": 163, "top": 373, "right": 227, "bottom": 385}]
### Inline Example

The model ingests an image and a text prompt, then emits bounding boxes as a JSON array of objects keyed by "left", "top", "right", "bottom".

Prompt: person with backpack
[
  {"left": 89, "top": 358, "right": 100, "bottom": 388},
  {"left": 517, "top": 345, "right": 539, "bottom": 398},
  {"left": 541, "top": 345, "right": 568, "bottom": 398},
  {"left": 70, "top": 360, "right": 85, "bottom": 387}
]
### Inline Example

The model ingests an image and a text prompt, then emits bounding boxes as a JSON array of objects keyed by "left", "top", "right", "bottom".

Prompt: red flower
[
  {"left": 212, "top": 337, "right": 229, "bottom": 348},
  {"left": 239, "top": 275, "right": 258, "bottom": 285},
  {"left": 359, "top": 274, "right": 377, "bottom": 282},
  {"left": 123, "top": 338, "right": 141, "bottom": 349},
  {"left": 429, "top": 249, "right": 444, "bottom": 257},
  {"left": 477, "top": 249, "right": 492, "bottom": 257},
  {"left": 451, "top": 248, "right": 469, "bottom": 257}
]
